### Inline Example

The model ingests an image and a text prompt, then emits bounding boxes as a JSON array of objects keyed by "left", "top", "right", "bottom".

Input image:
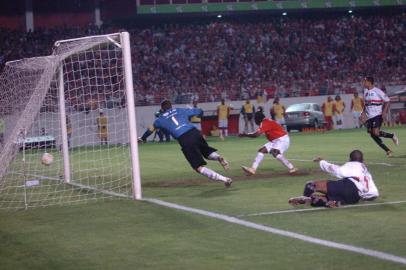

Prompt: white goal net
[{"left": 0, "top": 32, "right": 141, "bottom": 210}]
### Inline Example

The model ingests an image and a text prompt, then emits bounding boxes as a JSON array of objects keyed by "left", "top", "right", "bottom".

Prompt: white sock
[
  {"left": 252, "top": 152, "right": 264, "bottom": 170},
  {"left": 199, "top": 167, "right": 227, "bottom": 182},
  {"left": 276, "top": 154, "right": 294, "bottom": 170},
  {"left": 225, "top": 129, "right": 228, "bottom": 137},
  {"left": 208, "top": 152, "right": 220, "bottom": 161}
]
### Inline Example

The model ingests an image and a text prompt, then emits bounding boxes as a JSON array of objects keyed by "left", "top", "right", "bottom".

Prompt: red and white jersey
[
  {"left": 258, "top": 118, "right": 287, "bottom": 142},
  {"left": 319, "top": 160, "right": 379, "bottom": 200},
  {"left": 363, "top": 87, "right": 390, "bottom": 119}
]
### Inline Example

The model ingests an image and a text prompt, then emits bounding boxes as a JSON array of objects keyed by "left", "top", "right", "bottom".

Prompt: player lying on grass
[
  {"left": 239, "top": 110, "right": 298, "bottom": 175},
  {"left": 289, "top": 150, "right": 379, "bottom": 208},
  {"left": 153, "top": 100, "right": 232, "bottom": 187}
]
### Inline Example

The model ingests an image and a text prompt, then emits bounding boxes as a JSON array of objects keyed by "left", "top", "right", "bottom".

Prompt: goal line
[{"left": 9, "top": 171, "right": 132, "bottom": 199}]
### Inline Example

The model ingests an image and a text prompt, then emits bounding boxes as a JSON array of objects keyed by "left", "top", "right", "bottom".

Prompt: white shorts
[
  {"left": 218, "top": 119, "right": 228, "bottom": 128},
  {"left": 334, "top": 114, "right": 344, "bottom": 123},
  {"left": 352, "top": 111, "right": 361, "bottom": 119},
  {"left": 263, "top": 134, "right": 290, "bottom": 154},
  {"left": 276, "top": 118, "right": 286, "bottom": 126}
]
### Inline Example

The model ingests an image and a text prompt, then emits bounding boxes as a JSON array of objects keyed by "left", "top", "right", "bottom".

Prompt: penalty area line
[
  {"left": 238, "top": 200, "right": 406, "bottom": 217},
  {"left": 144, "top": 198, "right": 406, "bottom": 266}
]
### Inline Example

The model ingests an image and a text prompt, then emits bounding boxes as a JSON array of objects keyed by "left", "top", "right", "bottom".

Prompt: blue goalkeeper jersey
[{"left": 153, "top": 107, "right": 203, "bottom": 139}]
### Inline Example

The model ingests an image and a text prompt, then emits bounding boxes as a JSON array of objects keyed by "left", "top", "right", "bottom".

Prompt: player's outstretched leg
[
  {"left": 370, "top": 134, "right": 392, "bottom": 156},
  {"left": 392, "top": 133, "right": 399, "bottom": 145},
  {"left": 380, "top": 131, "right": 399, "bottom": 145},
  {"left": 197, "top": 166, "right": 232, "bottom": 187},
  {"left": 207, "top": 152, "right": 229, "bottom": 170},
  {"left": 288, "top": 196, "right": 311, "bottom": 206},
  {"left": 241, "top": 151, "right": 264, "bottom": 175},
  {"left": 289, "top": 194, "right": 340, "bottom": 208},
  {"left": 270, "top": 149, "right": 298, "bottom": 173}
]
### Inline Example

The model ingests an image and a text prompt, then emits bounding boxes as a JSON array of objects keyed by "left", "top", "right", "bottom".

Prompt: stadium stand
[{"left": 0, "top": 12, "right": 405, "bottom": 108}]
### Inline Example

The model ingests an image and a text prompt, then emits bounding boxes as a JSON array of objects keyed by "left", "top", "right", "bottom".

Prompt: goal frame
[{"left": 54, "top": 32, "right": 142, "bottom": 200}]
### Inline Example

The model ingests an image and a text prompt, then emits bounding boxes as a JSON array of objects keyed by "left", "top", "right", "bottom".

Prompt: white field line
[
  {"left": 10, "top": 171, "right": 62, "bottom": 181},
  {"left": 289, "top": 158, "right": 398, "bottom": 167},
  {"left": 238, "top": 200, "right": 406, "bottom": 217},
  {"left": 144, "top": 198, "right": 406, "bottom": 266},
  {"left": 10, "top": 171, "right": 131, "bottom": 198},
  {"left": 66, "top": 181, "right": 131, "bottom": 198}
]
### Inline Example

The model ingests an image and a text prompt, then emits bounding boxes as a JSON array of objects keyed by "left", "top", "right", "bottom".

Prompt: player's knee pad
[
  {"left": 258, "top": 146, "right": 268, "bottom": 154},
  {"left": 303, "top": 181, "right": 315, "bottom": 197},
  {"left": 270, "top": 148, "right": 280, "bottom": 158}
]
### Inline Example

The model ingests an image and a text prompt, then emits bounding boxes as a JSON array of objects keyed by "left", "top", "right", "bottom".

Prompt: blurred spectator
[
  {"left": 217, "top": 98, "right": 230, "bottom": 138},
  {"left": 333, "top": 95, "right": 345, "bottom": 129},
  {"left": 351, "top": 92, "right": 364, "bottom": 128},
  {"left": 66, "top": 115, "right": 72, "bottom": 148},
  {"left": 322, "top": 96, "right": 335, "bottom": 130},
  {"left": 270, "top": 97, "right": 287, "bottom": 130},
  {"left": 190, "top": 100, "right": 204, "bottom": 136},
  {"left": 240, "top": 99, "right": 255, "bottom": 133},
  {"left": 0, "top": 12, "right": 405, "bottom": 106},
  {"left": 96, "top": 110, "right": 108, "bottom": 145}
]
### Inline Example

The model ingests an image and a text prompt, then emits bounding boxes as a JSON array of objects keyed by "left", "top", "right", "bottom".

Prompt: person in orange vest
[
  {"left": 217, "top": 99, "right": 231, "bottom": 139},
  {"left": 333, "top": 95, "right": 345, "bottom": 129},
  {"left": 322, "top": 96, "right": 334, "bottom": 130},
  {"left": 351, "top": 92, "right": 364, "bottom": 128},
  {"left": 270, "top": 97, "right": 286, "bottom": 130},
  {"left": 240, "top": 99, "right": 255, "bottom": 133},
  {"left": 96, "top": 110, "right": 108, "bottom": 145},
  {"left": 190, "top": 101, "right": 205, "bottom": 138}
]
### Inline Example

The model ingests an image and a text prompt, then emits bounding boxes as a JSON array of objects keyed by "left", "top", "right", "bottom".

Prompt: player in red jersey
[{"left": 239, "top": 111, "right": 298, "bottom": 175}]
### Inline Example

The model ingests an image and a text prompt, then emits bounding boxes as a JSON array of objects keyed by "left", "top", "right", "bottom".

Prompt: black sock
[
  {"left": 379, "top": 131, "right": 394, "bottom": 138},
  {"left": 141, "top": 129, "right": 153, "bottom": 141},
  {"left": 303, "top": 182, "right": 315, "bottom": 197},
  {"left": 371, "top": 134, "right": 390, "bottom": 152}
]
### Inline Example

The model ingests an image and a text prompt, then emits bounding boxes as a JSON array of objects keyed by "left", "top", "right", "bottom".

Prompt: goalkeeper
[{"left": 152, "top": 100, "right": 232, "bottom": 187}]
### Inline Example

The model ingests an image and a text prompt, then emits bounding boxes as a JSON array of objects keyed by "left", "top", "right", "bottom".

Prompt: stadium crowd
[{"left": 0, "top": 12, "right": 405, "bottom": 108}]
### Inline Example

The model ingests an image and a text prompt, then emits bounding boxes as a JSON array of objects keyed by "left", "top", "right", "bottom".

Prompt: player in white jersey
[
  {"left": 361, "top": 76, "right": 398, "bottom": 156},
  {"left": 289, "top": 150, "right": 379, "bottom": 207}
]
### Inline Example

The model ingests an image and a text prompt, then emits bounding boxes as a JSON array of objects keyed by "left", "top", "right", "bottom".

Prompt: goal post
[
  {"left": 0, "top": 32, "right": 142, "bottom": 209},
  {"left": 120, "top": 32, "right": 142, "bottom": 200},
  {"left": 58, "top": 66, "right": 71, "bottom": 184}
]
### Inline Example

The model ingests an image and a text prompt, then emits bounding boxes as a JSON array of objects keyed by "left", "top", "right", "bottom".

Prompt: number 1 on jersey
[{"left": 171, "top": 116, "right": 179, "bottom": 126}]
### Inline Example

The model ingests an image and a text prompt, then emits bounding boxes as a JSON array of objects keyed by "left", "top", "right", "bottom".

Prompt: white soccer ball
[{"left": 41, "top": 153, "right": 54, "bottom": 166}]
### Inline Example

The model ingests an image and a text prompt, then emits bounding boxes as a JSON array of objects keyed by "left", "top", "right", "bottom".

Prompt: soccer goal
[{"left": 0, "top": 32, "right": 142, "bottom": 210}]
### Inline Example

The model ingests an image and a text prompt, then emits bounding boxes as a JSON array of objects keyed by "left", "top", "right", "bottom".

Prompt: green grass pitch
[{"left": 0, "top": 127, "right": 405, "bottom": 270}]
